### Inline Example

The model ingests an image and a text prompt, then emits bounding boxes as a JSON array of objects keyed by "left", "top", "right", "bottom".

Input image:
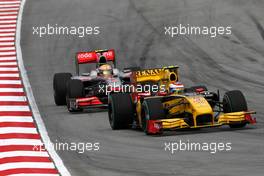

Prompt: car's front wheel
[
  {"left": 141, "top": 98, "right": 165, "bottom": 135},
  {"left": 223, "top": 90, "right": 248, "bottom": 128},
  {"left": 66, "top": 79, "right": 84, "bottom": 112},
  {"left": 108, "top": 93, "right": 134, "bottom": 129},
  {"left": 53, "top": 73, "right": 72, "bottom": 105}
]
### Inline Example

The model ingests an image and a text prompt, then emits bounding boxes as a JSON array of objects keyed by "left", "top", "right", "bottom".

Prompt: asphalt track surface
[{"left": 21, "top": 0, "right": 264, "bottom": 175}]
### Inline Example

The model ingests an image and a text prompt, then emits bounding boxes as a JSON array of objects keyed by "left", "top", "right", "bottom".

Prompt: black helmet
[{"left": 97, "top": 55, "right": 107, "bottom": 67}]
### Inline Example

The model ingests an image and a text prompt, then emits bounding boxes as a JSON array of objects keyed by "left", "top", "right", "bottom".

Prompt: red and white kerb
[{"left": 0, "top": 0, "right": 59, "bottom": 175}]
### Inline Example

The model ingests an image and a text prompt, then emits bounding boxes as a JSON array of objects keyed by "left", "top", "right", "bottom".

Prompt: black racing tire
[
  {"left": 141, "top": 98, "right": 165, "bottom": 135},
  {"left": 108, "top": 93, "right": 134, "bottom": 129},
  {"left": 53, "top": 73, "right": 72, "bottom": 105},
  {"left": 67, "top": 79, "right": 84, "bottom": 98},
  {"left": 66, "top": 79, "right": 84, "bottom": 113},
  {"left": 223, "top": 90, "right": 248, "bottom": 128}
]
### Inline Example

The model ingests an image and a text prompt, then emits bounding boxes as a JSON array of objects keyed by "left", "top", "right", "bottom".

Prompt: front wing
[
  {"left": 68, "top": 96, "right": 108, "bottom": 111},
  {"left": 146, "top": 111, "right": 256, "bottom": 134}
]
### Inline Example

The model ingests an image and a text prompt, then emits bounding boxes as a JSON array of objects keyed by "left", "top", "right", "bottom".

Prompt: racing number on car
[{"left": 192, "top": 97, "right": 206, "bottom": 105}]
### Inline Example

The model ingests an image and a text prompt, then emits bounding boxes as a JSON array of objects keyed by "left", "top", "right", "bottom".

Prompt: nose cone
[{"left": 187, "top": 96, "right": 213, "bottom": 115}]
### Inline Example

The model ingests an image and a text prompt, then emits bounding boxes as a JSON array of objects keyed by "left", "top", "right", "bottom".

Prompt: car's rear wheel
[
  {"left": 53, "top": 73, "right": 72, "bottom": 105},
  {"left": 108, "top": 93, "right": 134, "bottom": 129},
  {"left": 142, "top": 98, "right": 165, "bottom": 135},
  {"left": 66, "top": 79, "right": 84, "bottom": 112},
  {"left": 223, "top": 90, "right": 248, "bottom": 128}
]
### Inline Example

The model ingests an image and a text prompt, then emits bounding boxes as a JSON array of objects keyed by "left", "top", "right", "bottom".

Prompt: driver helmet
[
  {"left": 98, "top": 64, "right": 113, "bottom": 77},
  {"left": 169, "top": 82, "right": 184, "bottom": 94},
  {"left": 97, "top": 55, "right": 107, "bottom": 67}
]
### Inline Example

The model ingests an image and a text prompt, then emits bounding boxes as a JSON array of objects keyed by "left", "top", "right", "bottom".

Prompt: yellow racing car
[{"left": 108, "top": 66, "right": 256, "bottom": 135}]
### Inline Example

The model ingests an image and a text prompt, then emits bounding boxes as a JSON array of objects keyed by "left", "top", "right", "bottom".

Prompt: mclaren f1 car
[
  {"left": 108, "top": 66, "right": 256, "bottom": 135},
  {"left": 53, "top": 49, "right": 134, "bottom": 112}
]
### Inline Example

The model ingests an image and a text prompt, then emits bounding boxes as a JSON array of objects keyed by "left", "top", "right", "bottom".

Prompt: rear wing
[
  {"left": 75, "top": 49, "right": 116, "bottom": 75},
  {"left": 132, "top": 65, "right": 179, "bottom": 83}
]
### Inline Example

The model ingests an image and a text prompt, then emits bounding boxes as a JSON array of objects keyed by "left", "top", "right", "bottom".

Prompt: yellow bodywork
[
  {"left": 132, "top": 65, "right": 179, "bottom": 91},
  {"left": 164, "top": 95, "right": 214, "bottom": 124},
  {"left": 159, "top": 118, "right": 189, "bottom": 129},
  {"left": 217, "top": 111, "right": 255, "bottom": 125},
  {"left": 136, "top": 95, "right": 255, "bottom": 130},
  {"left": 132, "top": 65, "right": 255, "bottom": 130},
  {"left": 157, "top": 111, "right": 255, "bottom": 130}
]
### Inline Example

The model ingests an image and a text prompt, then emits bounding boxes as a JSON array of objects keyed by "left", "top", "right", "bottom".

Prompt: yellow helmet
[{"left": 98, "top": 64, "right": 113, "bottom": 76}]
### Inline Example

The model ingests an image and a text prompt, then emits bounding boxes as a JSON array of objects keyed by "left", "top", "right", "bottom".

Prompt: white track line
[
  {"left": 0, "top": 116, "right": 33, "bottom": 122},
  {"left": 0, "top": 80, "right": 21, "bottom": 84},
  {"left": 0, "top": 105, "right": 29, "bottom": 111},
  {"left": 0, "top": 16, "right": 17, "bottom": 20},
  {"left": 0, "top": 4, "right": 20, "bottom": 8},
  {"left": 0, "top": 28, "right": 16, "bottom": 32},
  {"left": 0, "top": 162, "right": 55, "bottom": 171},
  {"left": 0, "top": 20, "right": 16, "bottom": 24},
  {"left": 0, "top": 74, "right": 19, "bottom": 77},
  {"left": 0, "top": 12, "right": 18, "bottom": 15},
  {"left": 0, "top": 8, "right": 19, "bottom": 11},
  {"left": 0, "top": 127, "right": 37, "bottom": 134},
  {"left": 0, "top": 38, "right": 15, "bottom": 41},
  {"left": 0, "top": 24, "right": 16, "bottom": 27},
  {"left": 0, "top": 33, "right": 15, "bottom": 36},
  {"left": 0, "top": 47, "right": 16, "bottom": 50},
  {"left": 0, "top": 62, "right": 17, "bottom": 66},
  {"left": 0, "top": 42, "right": 15, "bottom": 45},
  {"left": 0, "top": 139, "right": 42, "bottom": 146},
  {"left": 0, "top": 151, "right": 48, "bottom": 159},
  {"left": 0, "top": 67, "right": 18, "bottom": 71},
  {"left": 0, "top": 52, "right": 16, "bottom": 55},
  {"left": 0, "top": 88, "right": 23, "bottom": 91},
  {"left": 0, "top": 56, "right": 16, "bottom": 60},
  {"left": 0, "top": 96, "right": 27, "bottom": 102},
  {"left": 0, "top": 1, "right": 20, "bottom": 4},
  {"left": 16, "top": 0, "right": 71, "bottom": 175}
]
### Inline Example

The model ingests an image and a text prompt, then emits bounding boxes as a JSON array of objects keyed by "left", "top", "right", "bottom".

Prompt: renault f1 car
[
  {"left": 108, "top": 66, "right": 256, "bottom": 135},
  {"left": 53, "top": 49, "right": 133, "bottom": 112}
]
